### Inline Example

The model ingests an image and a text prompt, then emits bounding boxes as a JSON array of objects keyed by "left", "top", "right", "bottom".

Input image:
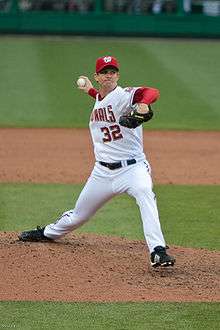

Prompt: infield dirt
[
  {"left": 1, "top": 128, "right": 220, "bottom": 184},
  {"left": 0, "top": 128, "right": 219, "bottom": 302}
]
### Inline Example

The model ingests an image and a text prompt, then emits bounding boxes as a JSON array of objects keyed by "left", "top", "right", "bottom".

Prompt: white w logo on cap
[{"left": 104, "top": 56, "right": 112, "bottom": 63}]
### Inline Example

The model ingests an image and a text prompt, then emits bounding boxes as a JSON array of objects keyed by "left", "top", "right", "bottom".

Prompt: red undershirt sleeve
[
  {"left": 88, "top": 88, "right": 98, "bottom": 99},
  {"left": 133, "top": 87, "right": 160, "bottom": 105}
]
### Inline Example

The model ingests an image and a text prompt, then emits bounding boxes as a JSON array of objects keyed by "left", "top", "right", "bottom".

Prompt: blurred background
[{"left": 0, "top": 0, "right": 220, "bottom": 37}]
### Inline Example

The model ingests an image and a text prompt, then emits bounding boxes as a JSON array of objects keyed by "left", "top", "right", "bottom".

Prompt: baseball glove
[{"left": 119, "top": 104, "right": 153, "bottom": 129}]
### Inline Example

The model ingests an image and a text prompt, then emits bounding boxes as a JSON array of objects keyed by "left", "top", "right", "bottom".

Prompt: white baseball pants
[{"left": 44, "top": 161, "right": 166, "bottom": 252}]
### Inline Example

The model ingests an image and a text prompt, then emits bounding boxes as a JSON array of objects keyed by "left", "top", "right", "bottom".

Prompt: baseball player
[{"left": 19, "top": 55, "right": 175, "bottom": 268}]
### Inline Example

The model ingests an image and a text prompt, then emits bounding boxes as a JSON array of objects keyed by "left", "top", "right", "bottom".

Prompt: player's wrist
[{"left": 88, "top": 88, "right": 98, "bottom": 98}]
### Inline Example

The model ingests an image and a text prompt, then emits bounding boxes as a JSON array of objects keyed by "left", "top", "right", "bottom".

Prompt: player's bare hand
[
  {"left": 136, "top": 103, "right": 150, "bottom": 114},
  {"left": 76, "top": 76, "right": 93, "bottom": 93}
]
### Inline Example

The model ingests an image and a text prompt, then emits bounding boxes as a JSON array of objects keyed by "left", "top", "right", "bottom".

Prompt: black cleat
[
  {"left": 151, "top": 246, "right": 175, "bottom": 268},
  {"left": 18, "top": 226, "right": 52, "bottom": 242}
]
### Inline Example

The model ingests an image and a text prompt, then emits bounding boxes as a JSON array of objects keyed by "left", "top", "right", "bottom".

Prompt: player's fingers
[
  {"left": 78, "top": 75, "right": 90, "bottom": 83},
  {"left": 75, "top": 75, "right": 93, "bottom": 92}
]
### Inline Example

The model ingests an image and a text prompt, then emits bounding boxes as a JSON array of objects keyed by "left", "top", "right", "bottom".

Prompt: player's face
[{"left": 95, "top": 68, "right": 119, "bottom": 89}]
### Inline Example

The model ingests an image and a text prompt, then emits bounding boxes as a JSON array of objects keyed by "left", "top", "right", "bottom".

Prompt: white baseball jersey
[{"left": 89, "top": 86, "right": 146, "bottom": 163}]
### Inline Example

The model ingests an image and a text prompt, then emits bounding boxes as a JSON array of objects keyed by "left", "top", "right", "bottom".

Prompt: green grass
[
  {"left": 0, "top": 301, "right": 219, "bottom": 330},
  {"left": 0, "top": 183, "right": 219, "bottom": 250},
  {"left": 0, "top": 36, "right": 220, "bottom": 130}
]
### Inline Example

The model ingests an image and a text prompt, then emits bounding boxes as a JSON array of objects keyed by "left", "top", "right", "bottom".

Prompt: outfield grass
[
  {"left": 0, "top": 301, "right": 219, "bottom": 330},
  {"left": 0, "top": 183, "right": 219, "bottom": 250},
  {"left": 0, "top": 36, "right": 220, "bottom": 130}
]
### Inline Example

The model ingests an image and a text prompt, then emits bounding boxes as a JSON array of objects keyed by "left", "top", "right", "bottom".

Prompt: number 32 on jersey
[{"left": 101, "top": 125, "right": 123, "bottom": 143}]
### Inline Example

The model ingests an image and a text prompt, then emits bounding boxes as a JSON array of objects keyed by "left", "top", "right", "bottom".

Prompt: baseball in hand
[{"left": 77, "top": 78, "right": 86, "bottom": 87}]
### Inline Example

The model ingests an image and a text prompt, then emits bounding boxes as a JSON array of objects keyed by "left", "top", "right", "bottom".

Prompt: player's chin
[{"left": 103, "top": 81, "right": 116, "bottom": 88}]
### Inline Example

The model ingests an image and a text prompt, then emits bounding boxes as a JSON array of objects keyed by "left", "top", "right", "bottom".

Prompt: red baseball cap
[{"left": 96, "top": 56, "right": 119, "bottom": 73}]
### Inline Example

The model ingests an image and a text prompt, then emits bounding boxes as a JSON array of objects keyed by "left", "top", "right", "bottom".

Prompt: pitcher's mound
[{"left": 1, "top": 232, "right": 219, "bottom": 302}]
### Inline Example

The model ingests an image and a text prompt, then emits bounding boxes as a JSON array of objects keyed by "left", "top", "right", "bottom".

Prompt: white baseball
[{"left": 77, "top": 78, "right": 86, "bottom": 87}]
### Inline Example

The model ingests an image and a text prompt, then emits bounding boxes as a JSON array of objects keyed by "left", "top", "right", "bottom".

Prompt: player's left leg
[{"left": 125, "top": 161, "right": 175, "bottom": 267}]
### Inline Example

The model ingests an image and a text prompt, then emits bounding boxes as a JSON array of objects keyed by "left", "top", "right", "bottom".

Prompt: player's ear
[{"left": 94, "top": 72, "right": 99, "bottom": 82}]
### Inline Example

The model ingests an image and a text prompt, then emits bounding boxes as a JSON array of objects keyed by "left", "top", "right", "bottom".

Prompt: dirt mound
[{"left": 1, "top": 232, "right": 219, "bottom": 302}]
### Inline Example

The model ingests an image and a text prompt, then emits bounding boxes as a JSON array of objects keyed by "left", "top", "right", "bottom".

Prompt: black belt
[{"left": 99, "top": 159, "right": 136, "bottom": 170}]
